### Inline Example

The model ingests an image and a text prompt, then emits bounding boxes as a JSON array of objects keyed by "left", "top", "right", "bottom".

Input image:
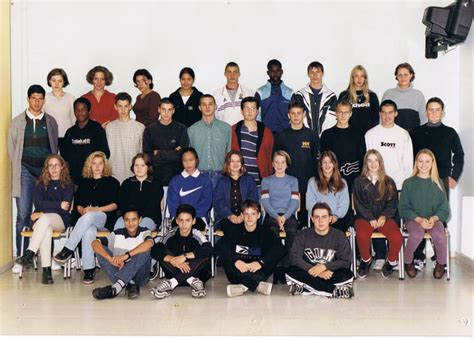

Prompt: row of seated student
[
  {"left": 8, "top": 77, "right": 463, "bottom": 278},
  {"left": 14, "top": 143, "right": 450, "bottom": 301}
]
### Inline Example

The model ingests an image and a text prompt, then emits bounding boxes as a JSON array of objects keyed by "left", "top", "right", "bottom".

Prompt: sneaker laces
[
  {"left": 334, "top": 283, "right": 353, "bottom": 298},
  {"left": 190, "top": 278, "right": 204, "bottom": 291},
  {"left": 290, "top": 283, "right": 304, "bottom": 295},
  {"left": 155, "top": 279, "right": 172, "bottom": 292}
]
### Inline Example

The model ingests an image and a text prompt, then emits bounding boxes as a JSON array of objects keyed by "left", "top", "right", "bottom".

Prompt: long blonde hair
[
  {"left": 346, "top": 65, "right": 369, "bottom": 105},
  {"left": 82, "top": 151, "right": 113, "bottom": 179},
  {"left": 37, "top": 154, "right": 71, "bottom": 189},
  {"left": 360, "top": 149, "right": 396, "bottom": 201},
  {"left": 412, "top": 148, "right": 444, "bottom": 192}
]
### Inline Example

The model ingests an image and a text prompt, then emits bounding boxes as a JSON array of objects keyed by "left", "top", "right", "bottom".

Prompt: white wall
[{"left": 9, "top": 0, "right": 472, "bottom": 258}]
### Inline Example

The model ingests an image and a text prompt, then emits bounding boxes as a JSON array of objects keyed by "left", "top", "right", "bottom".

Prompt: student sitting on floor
[
  {"left": 286, "top": 202, "right": 354, "bottom": 298},
  {"left": 216, "top": 200, "right": 286, "bottom": 297},
  {"left": 91, "top": 206, "right": 153, "bottom": 299},
  {"left": 150, "top": 204, "right": 213, "bottom": 299}
]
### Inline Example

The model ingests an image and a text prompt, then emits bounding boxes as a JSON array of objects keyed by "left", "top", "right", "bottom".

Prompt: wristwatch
[{"left": 125, "top": 251, "right": 132, "bottom": 262}]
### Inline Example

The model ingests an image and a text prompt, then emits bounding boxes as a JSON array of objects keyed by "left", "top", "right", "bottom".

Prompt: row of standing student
[
  {"left": 15, "top": 142, "right": 450, "bottom": 300},
  {"left": 38, "top": 61, "right": 424, "bottom": 136}
]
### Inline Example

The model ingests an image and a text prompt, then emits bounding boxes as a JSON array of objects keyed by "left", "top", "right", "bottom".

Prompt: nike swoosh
[{"left": 179, "top": 186, "right": 203, "bottom": 196}]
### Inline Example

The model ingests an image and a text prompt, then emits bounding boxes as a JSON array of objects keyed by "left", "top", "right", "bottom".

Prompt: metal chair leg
[{"left": 446, "top": 229, "right": 450, "bottom": 281}]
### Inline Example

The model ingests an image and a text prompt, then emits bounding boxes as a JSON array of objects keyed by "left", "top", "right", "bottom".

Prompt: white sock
[
  {"left": 170, "top": 278, "right": 179, "bottom": 289},
  {"left": 112, "top": 279, "right": 125, "bottom": 295},
  {"left": 186, "top": 276, "right": 196, "bottom": 285}
]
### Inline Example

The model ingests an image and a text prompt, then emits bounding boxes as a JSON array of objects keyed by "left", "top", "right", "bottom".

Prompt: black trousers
[
  {"left": 264, "top": 214, "right": 298, "bottom": 267},
  {"left": 221, "top": 258, "right": 275, "bottom": 292},
  {"left": 286, "top": 265, "right": 354, "bottom": 295},
  {"left": 159, "top": 257, "right": 211, "bottom": 285}
]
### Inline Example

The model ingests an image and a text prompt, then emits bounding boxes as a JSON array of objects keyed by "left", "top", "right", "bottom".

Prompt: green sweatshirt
[{"left": 398, "top": 176, "right": 450, "bottom": 223}]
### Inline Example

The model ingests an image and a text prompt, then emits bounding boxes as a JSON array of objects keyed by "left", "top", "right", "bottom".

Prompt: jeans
[
  {"left": 114, "top": 216, "right": 157, "bottom": 231},
  {"left": 97, "top": 247, "right": 151, "bottom": 287},
  {"left": 65, "top": 211, "right": 107, "bottom": 270},
  {"left": 15, "top": 166, "right": 36, "bottom": 256},
  {"left": 201, "top": 170, "right": 222, "bottom": 191}
]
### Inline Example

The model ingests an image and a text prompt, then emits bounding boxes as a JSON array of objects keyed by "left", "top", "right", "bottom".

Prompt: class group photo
[{"left": 0, "top": 0, "right": 472, "bottom": 338}]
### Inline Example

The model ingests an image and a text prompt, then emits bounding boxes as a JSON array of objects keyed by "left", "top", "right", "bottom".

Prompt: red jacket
[{"left": 231, "top": 120, "right": 274, "bottom": 179}]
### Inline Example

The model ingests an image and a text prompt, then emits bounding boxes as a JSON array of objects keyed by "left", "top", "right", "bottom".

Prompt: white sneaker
[
  {"left": 12, "top": 264, "right": 21, "bottom": 273},
  {"left": 51, "top": 260, "right": 62, "bottom": 271},
  {"left": 373, "top": 259, "right": 385, "bottom": 270},
  {"left": 226, "top": 284, "right": 248, "bottom": 297},
  {"left": 256, "top": 281, "right": 273, "bottom": 295}
]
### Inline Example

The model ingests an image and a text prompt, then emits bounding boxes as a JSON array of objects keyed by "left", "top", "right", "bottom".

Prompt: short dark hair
[
  {"left": 426, "top": 97, "right": 444, "bottom": 110},
  {"left": 86, "top": 65, "right": 113, "bottom": 86},
  {"left": 200, "top": 94, "right": 216, "bottom": 105},
  {"left": 311, "top": 202, "right": 332, "bottom": 216},
  {"left": 159, "top": 97, "right": 174, "bottom": 108},
  {"left": 267, "top": 59, "right": 282, "bottom": 70},
  {"left": 394, "top": 62, "right": 415, "bottom": 82},
  {"left": 181, "top": 147, "right": 199, "bottom": 163},
  {"left": 176, "top": 204, "right": 196, "bottom": 219},
  {"left": 130, "top": 153, "right": 154, "bottom": 175},
  {"left": 307, "top": 61, "right": 324, "bottom": 73},
  {"left": 115, "top": 92, "right": 132, "bottom": 104},
  {"left": 241, "top": 199, "right": 261, "bottom": 214},
  {"left": 47, "top": 68, "right": 70, "bottom": 87},
  {"left": 27, "top": 84, "right": 45, "bottom": 97},
  {"left": 225, "top": 61, "right": 240, "bottom": 72},
  {"left": 336, "top": 99, "right": 352, "bottom": 111},
  {"left": 122, "top": 205, "right": 142, "bottom": 218},
  {"left": 133, "top": 68, "right": 154, "bottom": 89},
  {"left": 74, "top": 97, "right": 91, "bottom": 112},
  {"left": 179, "top": 67, "right": 195, "bottom": 80},
  {"left": 380, "top": 99, "right": 398, "bottom": 112},
  {"left": 240, "top": 96, "right": 260, "bottom": 111},
  {"left": 288, "top": 101, "right": 305, "bottom": 112}
]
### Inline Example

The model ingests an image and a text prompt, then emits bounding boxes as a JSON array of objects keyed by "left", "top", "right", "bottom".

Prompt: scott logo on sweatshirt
[
  {"left": 380, "top": 142, "right": 396, "bottom": 148},
  {"left": 303, "top": 247, "right": 336, "bottom": 264}
]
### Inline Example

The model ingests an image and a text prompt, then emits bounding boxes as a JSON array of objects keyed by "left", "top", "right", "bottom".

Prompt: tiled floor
[{"left": 0, "top": 259, "right": 472, "bottom": 336}]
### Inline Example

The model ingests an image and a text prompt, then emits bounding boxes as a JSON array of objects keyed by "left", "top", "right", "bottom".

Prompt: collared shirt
[
  {"left": 181, "top": 169, "right": 201, "bottom": 178},
  {"left": 188, "top": 118, "right": 231, "bottom": 172},
  {"left": 26, "top": 110, "right": 45, "bottom": 131}
]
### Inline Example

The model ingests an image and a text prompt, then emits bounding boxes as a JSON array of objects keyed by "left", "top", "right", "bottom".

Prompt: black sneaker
[
  {"left": 42, "top": 267, "right": 54, "bottom": 285},
  {"left": 149, "top": 262, "right": 159, "bottom": 281},
  {"left": 126, "top": 283, "right": 140, "bottom": 299},
  {"left": 92, "top": 285, "right": 117, "bottom": 300},
  {"left": 414, "top": 258, "right": 426, "bottom": 271},
  {"left": 82, "top": 269, "right": 95, "bottom": 284},
  {"left": 358, "top": 259, "right": 372, "bottom": 278},
  {"left": 15, "top": 249, "right": 35, "bottom": 267},
  {"left": 53, "top": 247, "right": 74, "bottom": 264},
  {"left": 381, "top": 261, "right": 395, "bottom": 278},
  {"left": 333, "top": 283, "right": 354, "bottom": 299}
]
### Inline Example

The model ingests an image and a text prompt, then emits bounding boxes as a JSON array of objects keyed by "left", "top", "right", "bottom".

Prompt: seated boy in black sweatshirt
[
  {"left": 150, "top": 204, "right": 213, "bottom": 299},
  {"left": 216, "top": 200, "right": 286, "bottom": 297},
  {"left": 286, "top": 202, "right": 354, "bottom": 298}
]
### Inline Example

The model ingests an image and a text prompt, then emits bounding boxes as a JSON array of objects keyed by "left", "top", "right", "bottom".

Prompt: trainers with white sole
[
  {"left": 150, "top": 279, "right": 174, "bottom": 299},
  {"left": 189, "top": 278, "right": 206, "bottom": 298},
  {"left": 256, "top": 281, "right": 273, "bottom": 295},
  {"left": 12, "top": 264, "right": 21, "bottom": 274}
]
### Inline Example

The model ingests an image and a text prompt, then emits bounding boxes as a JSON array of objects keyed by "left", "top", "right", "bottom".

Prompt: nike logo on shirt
[{"left": 179, "top": 187, "right": 202, "bottom": 196}]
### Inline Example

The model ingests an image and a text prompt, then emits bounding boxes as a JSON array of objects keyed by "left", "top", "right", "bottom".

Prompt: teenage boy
[
  {"left": 411, "top": 97, "right": 464, "bottom": 198},
  {"left": 61, "top": 97, "right": 110, "bottom": 183},
  {"left": 215, "top": 200, "right": 286, "bottom": 297},
  {"left": 188, "top": 94, "right": 232, "bottom": 188},
  {"left": 320, "top": 99, "right": 366, "bottom": 192},
  {"left": 255, "top": 59, "right": 294, "bottom": 135},
  {"left": 214, "top": 62, "right": 254, "bottom": 126},
  {"left": 150, "top": 204, "right": 213, "bottom": 299},
  {"left": 292, "top": 61, "right": 337, "bottom": 137},
  {"left": 143, "top": 98, "right": 189, "bottom": 186},
  {"left": 286, "top": 202, "right": 354, "bottom": 298},
  {"left": 91, "top": 207, "right": 154, "bottom": 300},
  {"left": 274, "top": 101, "right": 319, "bottom": 227},
  {"left": 365, "top": 99, "right": 413, "bottom": 270},
  {"left": 106, "top": 92, "right": 145, "bottom": 183},
  {"left": 231, "top": 96, "right": 274, "bottom": 188},
  {"left": 8, "top": 84, "right": 58, "bottom": 266}
]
